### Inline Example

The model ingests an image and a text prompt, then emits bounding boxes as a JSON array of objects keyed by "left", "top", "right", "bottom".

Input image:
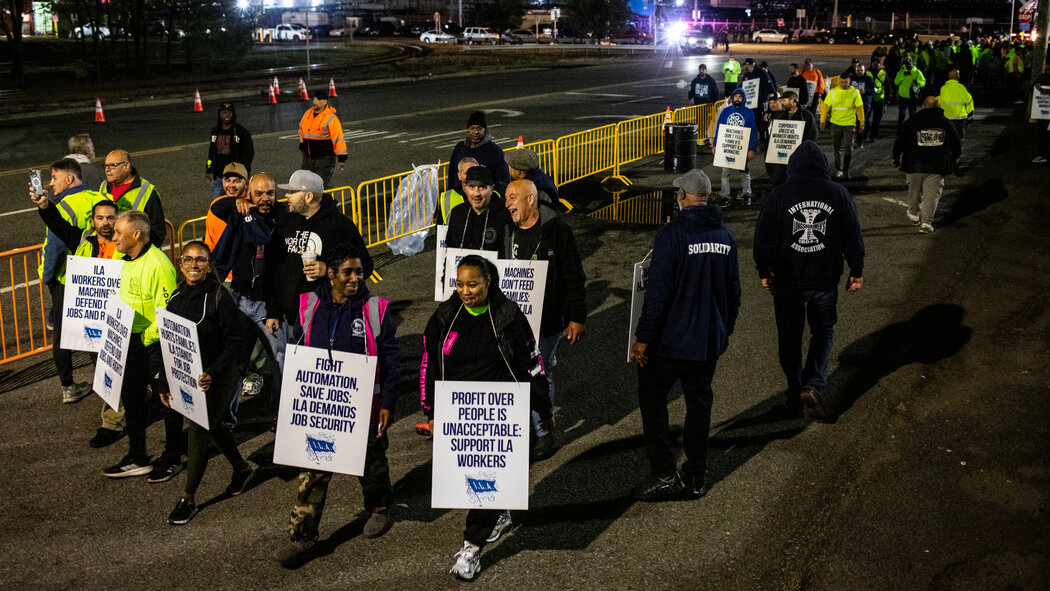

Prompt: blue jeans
[
  {"left": 532, "top": 332, "right": 562, "bottom": 436},
  {"left": 773, "top": 288, "right": 838, "bottom": 396},
  {"left": 224, "top": 293, "right": 287, "bottom": 427}
]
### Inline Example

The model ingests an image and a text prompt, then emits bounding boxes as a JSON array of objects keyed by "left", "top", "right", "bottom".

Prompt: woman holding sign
[
  {"left": 163, "top": 241, "right": 255, "bottom": 525},
  {"left": 420, "top": 255, "right": 553, "bottom": 581},
  {"left": 271, "top": 244, "right": 401, "bottom": 568}
]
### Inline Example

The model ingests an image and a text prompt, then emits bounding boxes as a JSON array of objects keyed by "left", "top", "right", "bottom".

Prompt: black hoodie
[
  {"left": 265, "top": 196, "right": 372, "bottom": 324},
  {"left": 420, "top": 285, "right": 552, "bottom": 422},
  {"left": 892, "top": 106, "right": 962, "bottom": 175},
  {"left": 166, "top": 274, "right": 245, "bottom": 377},
  {"left": 446, "top": 195, "right": 513, "bottom": 252},
  {"left": 753, "top": 140, "right": 865, "bottom": 290},
  {"left": 206, "top": 105, "right": 254, "bottom": 176}
]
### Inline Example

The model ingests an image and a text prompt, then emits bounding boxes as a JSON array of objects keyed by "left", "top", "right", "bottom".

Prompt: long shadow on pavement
[{"left": 822, "top": 303, "right": 972, "bottom": 420}]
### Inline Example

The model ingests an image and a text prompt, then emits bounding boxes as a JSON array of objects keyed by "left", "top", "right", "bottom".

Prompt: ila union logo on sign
[
  {"left": 465, "top": 472, "right": 498, "bottom": 505},
  {"left": 180, "top": 388, "right": 194, "bottom": 407},
  {"left": 305, "top": 433, "right": 337, "bottom": 462}
]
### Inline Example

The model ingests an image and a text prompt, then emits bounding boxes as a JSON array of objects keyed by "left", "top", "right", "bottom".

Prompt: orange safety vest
[{"left": 298, "top": 105, "right": 347, "bottom": 158}]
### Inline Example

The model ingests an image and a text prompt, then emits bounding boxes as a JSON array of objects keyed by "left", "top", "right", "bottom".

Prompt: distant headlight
[{"left": 705, "top": 37, "right": 714, "bottom": 45}]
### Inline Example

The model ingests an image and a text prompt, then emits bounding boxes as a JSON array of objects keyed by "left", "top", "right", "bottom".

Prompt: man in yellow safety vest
[{"left": 938, "top": 69, "right": 975, "bottom": 139}]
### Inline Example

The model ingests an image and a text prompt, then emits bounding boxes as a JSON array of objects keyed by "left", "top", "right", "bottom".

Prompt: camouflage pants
[{"left": 288, "top": 433, "right": 392, "bottom": 542}]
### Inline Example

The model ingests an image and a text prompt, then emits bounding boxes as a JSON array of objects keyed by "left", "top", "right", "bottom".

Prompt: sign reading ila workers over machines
[
  {"left": 432, "top": 381, "right": 531, "bottom": 510},
  {"left": 765, "top": 120, "right": 807, "bottom": 165},
  {"left": 713, "top": 123, "right": 751, "bottom": 170},
  {"left": 156, "top": 308, "right": 210, "bottom": 429},
  {"left": 92, "top": 296, "right": 134, "bottom": 411},
  {"left": 274, "top": 345, "right": 377, "bottom": 476},
  {"left": 61, "top": 256, "right": 124, "bottom": 352}
]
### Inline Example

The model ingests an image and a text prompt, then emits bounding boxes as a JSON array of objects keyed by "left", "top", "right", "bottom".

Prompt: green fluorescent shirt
[{"left": 119, "top": 244, "right": 176, "bottom": 345}]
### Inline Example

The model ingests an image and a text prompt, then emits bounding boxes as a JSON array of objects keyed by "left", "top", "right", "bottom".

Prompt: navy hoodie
[
  {"left": 715, "top": 88, "right": 760, "bottom": 151},
  {"left": 293, "top": 282, "right": 401, "bottom": 428},
  {"left": 753, "top": 140, "right": 865, "bottom": 290},
  {"left": 635, "top": 205, "right": 741, "bottom": 362}
]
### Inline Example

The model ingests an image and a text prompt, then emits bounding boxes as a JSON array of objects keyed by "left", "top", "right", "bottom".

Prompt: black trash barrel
[
  {"left": 672, "top": 124, "right": 698, "bottom": 173},
  {"left": 663, "top": 123, "right": 675, "bottom": 171}
]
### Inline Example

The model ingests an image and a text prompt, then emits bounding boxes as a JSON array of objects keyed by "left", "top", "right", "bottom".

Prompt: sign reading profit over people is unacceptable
[
  {"left": 156, "top": 308, "right": 210, "bottom": 429},
  {"left": 714, "top": 123, "right": 751, "bottom": 171},
  {"left": 92, "top": 296, "right": 134, "bottom": 411},
  {"left": 432, "top": 381, "right": 530, "bottom": 510},
  {"left": 274, "top": 345, "right": 376, "bottom": 476},
  {"left": 765, "top": 120, "right": 807, "bottom": 165},
  {"left": 61, "top": 256, "right": 123, "bottom": 352}
]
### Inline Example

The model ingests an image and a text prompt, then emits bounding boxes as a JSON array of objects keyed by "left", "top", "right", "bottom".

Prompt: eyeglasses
[
  {"left": 103, "top": 162, "right": 128, "bottom": 169},
  {"left": 179, "top": 256, "right": 210, "bottom": 265}
]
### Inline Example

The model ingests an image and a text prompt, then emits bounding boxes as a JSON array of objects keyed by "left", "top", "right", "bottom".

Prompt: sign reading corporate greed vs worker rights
[
  {"left": 274, "top": 345, "right": 377, "bottom": 476},
  {"left": 713, "top": 123, "right": 751, "bottom": 171},
  {"left": 432, "top": 381, "right": 530, "bottom": 510},
  {"left": 61, "top": 256, "right": 124, "bottom": 352},
  {"left": 156, "top": 308, "right": 210, "bottom": 429},
  {"left": 765, "top": 120, "right": 806, "bottom": 165},
  {"left": 92, "top": 296, "right": 134, "bottom": 410}
]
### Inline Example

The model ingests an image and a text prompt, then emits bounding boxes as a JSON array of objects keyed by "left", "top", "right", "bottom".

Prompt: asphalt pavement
[{"left": 0, "top": 47, "right": 1048, "bottom": 590}]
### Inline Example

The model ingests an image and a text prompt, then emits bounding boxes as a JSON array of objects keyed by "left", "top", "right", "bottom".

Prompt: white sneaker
[
  {"left": 62, "top": 382, "right": 92, "bottom": 404},
  {"left": 486, "top": 511, "right": 512, "bottom": 543},
  {"left": 919, "top": 223, "right": 934, "bottom": 234},
  {"left": 450, "top": 541, "right": 481, "bottom": 581},
  {"left": 1033, "top": 156, "right": 1047, "bottom": 163},
  {"left": 906, "top": 211, "right": 920, "bottom": 224}
]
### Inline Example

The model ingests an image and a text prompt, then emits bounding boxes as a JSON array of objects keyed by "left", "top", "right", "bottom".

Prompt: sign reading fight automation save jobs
[{"left": 274, "top": 345, "right": 376, "bottom": 476}]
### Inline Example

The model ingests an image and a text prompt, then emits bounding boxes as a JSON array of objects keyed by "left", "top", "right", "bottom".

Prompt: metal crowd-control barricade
[{"left": 0, "top": 244, "right": 50, "bottom": 365}]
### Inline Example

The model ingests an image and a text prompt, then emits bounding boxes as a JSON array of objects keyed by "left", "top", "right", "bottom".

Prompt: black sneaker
[
  {"left": 682, "top": 473, "right": 708, "bottom": 499},
  {"left": 89, "top": 427, "right": 125, "bottom": 448},
  {"left": 147, "top": 460, "right": 184, "bottom": 483},
  {"left": 225, "top": 465, "right": 256, "bottom": 496},
  {"left": 800, "top": 388, "right": 828, "bottom": 421},
  {"left": 273, "top": 540, "right": 315, "bottom": 567},
  {"left": 102, "top": 455, "right": 152, "bottom": 478},
  {"left": 632, "top": 471, "right": 685, "bottom": 502},
  {"left": 168, "top": 498, "right": 198, "bottom": 526},
  {"left": 530, "top": 432, "right": 559, "bottom": 461}
]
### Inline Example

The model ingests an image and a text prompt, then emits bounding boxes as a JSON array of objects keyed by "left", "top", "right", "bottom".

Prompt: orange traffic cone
[
  {"left": 268, "top": 84, "right": 277, "bottom": 105},
  {"left": 664, "top": 106, "right": 672, "bottom": 125},
  {"left": 516, "top": 135, "right": 524, "bottom": 148},
  {"left": 298, "top": 77, "right": 308, "bottom": 101},
  {"left": 94, "top": 98, "right": 105, "bottom": 123},
  {"left": 193, "top": 89, "right": 203, "bottom": 112},
  {"left": 272, "top": 76, "right": 280, "bottom": 94},
  {"left": 328, "top": 77, "right": 337, "bottom": 97}
]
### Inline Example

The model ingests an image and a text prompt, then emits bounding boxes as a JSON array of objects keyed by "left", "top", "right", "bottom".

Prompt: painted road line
[
  {"left": 615, "top": 95, "right": 665, "bottom": 105},
  {"left": 564, "top": 92, "right": 633, "bottom": 97},
  {"left": 573, "top": 114, "right": 643, "bottom": 120},
  {"left": 0, "top": 207, "right": 38, "bottom": 218},
  {"left": 408, "top": 124, "right": 504, "bottom": 143}
]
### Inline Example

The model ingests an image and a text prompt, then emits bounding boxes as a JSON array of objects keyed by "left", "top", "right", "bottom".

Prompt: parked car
[
  {"left": 462, "top": 26, "right": 499, "bottom": 45},
  {"left": 613, "top": 27, "right": 652, "bottom": 44},
  {"left": 420, "top": 29, "right": 457, "bottom": 44},
  {"left": 815, "top": 27, "right": 872, "bottom": 44},
  {"left": 872, "top": 28, "right": 918, "bottom": 44},
  {"left": 72, "top": 23, "right": 110, "bottom": 39},
  {"left": 502, "top": 28, "right": 548, "bottom": 44},
  {"left": 273, "top": 23, "right": 311, "bottom": 41},
  {"left": 329, "top": 26, "right": 351, "bottom": 37},
  {"left": 361, "top": 22, "right": 397, "bottom": 36},
  {"left": 309, "top": 24, "right": 332, "bottom": 39},
  {"left": 752, "top": 28, "right": 790, "bottom": 43}
]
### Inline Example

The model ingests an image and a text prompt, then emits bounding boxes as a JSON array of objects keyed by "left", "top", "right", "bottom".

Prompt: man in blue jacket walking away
[
  {"left": 630, "top": 169, "right": 741, "bottom": 502},
  {"left": 753, "top": 141, "right": 865, "bottom": 420}
]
